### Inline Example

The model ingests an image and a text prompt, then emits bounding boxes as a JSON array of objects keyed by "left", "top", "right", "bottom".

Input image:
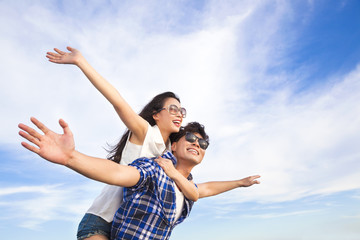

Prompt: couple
[{"left": 18, "top": 47, "right": 260, "bottom": 240}]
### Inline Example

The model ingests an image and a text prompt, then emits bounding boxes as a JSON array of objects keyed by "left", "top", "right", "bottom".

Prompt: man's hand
[
  {"left": 46, "top": 46, "right": 83, "bottom": 65},
  {"left": 18, "top": 117, "right": 75, "bottom": 166},
  {"left": 239, "top": 175, "right": 261, "bottom": 187}
]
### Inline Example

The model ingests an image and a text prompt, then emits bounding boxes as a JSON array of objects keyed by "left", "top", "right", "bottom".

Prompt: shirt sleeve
[{"left": 128, "top": 158, "right": 158, "bottom": 191}]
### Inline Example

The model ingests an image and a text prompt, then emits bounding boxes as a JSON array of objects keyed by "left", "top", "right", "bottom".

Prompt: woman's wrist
[
  {"left": 65, "top": 149, "right": 79, "bottom": 168},
  {"left": 74, "top": 54, "right": 86, "bottom": 67}
]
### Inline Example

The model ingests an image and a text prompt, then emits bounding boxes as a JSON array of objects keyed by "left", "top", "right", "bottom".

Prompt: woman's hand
[
  {"left": 155, "top": 157, "right": 178, "bottom": 179},
  {"left": 46, "top": 46, "right": 84, "bottom": 65}
]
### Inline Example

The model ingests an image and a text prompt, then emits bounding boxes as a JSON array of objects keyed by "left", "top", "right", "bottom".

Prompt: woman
[{"left": 46, "top": 47, "right": 260, "bottom": 240}]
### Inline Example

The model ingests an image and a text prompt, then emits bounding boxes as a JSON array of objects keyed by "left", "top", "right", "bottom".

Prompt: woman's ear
[{"left": 152, "top": 112, "right": 160, "bottom": 122}]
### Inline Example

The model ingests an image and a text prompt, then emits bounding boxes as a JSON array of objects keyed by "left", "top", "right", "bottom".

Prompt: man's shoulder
[
  {"left": 127, "top": 157, "right": 163, "bottom": 189},
  {"left": 130, "top": 156, "right": 155, "bottom": 166},
  {"left": 130, "top": 151, "right": 175, "bottom": 166}
]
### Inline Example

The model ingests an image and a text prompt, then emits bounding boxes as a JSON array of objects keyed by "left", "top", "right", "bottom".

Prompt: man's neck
[{"left": 175, "top": 162, "right": 194, "bottom": 178}]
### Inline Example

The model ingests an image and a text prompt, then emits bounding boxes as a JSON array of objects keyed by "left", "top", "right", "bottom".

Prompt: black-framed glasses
[
  {"left": 185, "top": 132, "right": 209, "bottom": 150},
  {"left": 159, "top": 104, "right": 186, "bottom": 118}
]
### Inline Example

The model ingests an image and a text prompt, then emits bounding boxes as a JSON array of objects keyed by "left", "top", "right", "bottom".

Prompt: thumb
[
  {"left": 59, "top": 119, "right": 72, "bottom": 135},
  {"left": 67, "top": 46, "right": 74, "bottom": 52}
]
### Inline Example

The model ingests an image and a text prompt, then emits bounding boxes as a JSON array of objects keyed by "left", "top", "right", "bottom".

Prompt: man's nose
[{"left": 191, "top": 141, "right": 200, "bottom": 148}]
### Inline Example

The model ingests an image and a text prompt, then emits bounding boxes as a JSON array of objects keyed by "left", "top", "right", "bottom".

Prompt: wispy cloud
[
  {"left": 198, "top": 64, "right": 360, "bottom": 203},
  {"left": 0, "top": 183, "right": 101, "bottom": 230},
  {"left": 239, "top": 209, "right": 322, "bottom": 219},
  {"left": 0, "top": 185, "right": 62, "bottom": 196},
  {"left": 1, "top": 1, "right": 360, "bottom": 236}
]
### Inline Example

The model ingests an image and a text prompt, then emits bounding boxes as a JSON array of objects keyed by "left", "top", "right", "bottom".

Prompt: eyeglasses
[
  {"left": 185, "top": 132, "right": 209, "bottom": 150},
  {"left": 159, "top": 104, "right": 187, "bottom": 118}
]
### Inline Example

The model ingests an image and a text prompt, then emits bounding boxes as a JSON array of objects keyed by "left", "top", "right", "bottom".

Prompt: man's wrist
[{"left": 237, "top": 179, "right": 245, "bottom": 187}]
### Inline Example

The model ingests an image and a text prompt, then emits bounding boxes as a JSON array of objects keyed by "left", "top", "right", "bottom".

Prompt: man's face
[{"left": 171, "top": 132, "right": 206, "bottom": 166}]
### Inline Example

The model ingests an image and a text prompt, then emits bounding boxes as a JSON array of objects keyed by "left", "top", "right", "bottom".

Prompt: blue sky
[{"left": 1, "top": 0, "right": 360, "bottom": 239}]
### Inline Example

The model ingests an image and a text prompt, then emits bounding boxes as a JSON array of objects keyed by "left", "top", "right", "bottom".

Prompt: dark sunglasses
[
  {"left": 159, "top": 104, "right": 186, "bottom": 118},
  {"left": 185, "top": 132, "right": 209, "bottom": 150}
]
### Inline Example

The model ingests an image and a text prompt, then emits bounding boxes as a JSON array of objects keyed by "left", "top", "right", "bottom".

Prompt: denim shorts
[{"left": 77, "top": 213, "right": 111, "bottom": 240}]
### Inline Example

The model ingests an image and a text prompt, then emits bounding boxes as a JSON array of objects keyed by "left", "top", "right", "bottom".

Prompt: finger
[
  {"left": 155, "top": 161, "right": 164, "bottom": 168},
  {"left": 19, "top": 130, "right": 40, "bottom": 146},
  {"left": 59, "top": 119, "right": 72, "bottom": 136},
  {"left": 156, "top": 158, "right": 170, "bottom": 165},
  {"left": 21, "top": 141, "right": 40, "bottom": 154},
  {"left": 67, "top": 46, "right": 74, "bottom": 52},
  {"left": 48, "top": 59, "right": 62, "bottom": 64},
  {"left": 18, "top": 123, "right": 43, "bottom": 140},
  {"left": 155, "top": 159, "right": 163, "bottom": 165},
  {"left": 46, "top": 52, "right": 59, "bottom": 57},
  {"left": 46, "top": 52, "right": 62, "bottom": 59},
  {"left": 54, "top": 48, "right": 66, "bottom": 55},
  {"left": 30, "top": 117, "right": 50, "bottom": 134}
]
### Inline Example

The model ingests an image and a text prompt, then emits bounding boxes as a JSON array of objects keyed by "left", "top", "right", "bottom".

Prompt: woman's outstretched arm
[{"left": 46, "top": 47, "right": 147, "bottom": 144}]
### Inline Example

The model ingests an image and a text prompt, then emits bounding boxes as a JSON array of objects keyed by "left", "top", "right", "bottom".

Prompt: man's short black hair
[{"left": 170, "top": 122, "right": 209, "bottom": 144}]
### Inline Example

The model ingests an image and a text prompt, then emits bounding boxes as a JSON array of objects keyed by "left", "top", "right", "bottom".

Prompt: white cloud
[
  {"left": 197, "top": 64, "right": 360, "bottom": 203},
  {"left": 240, "top": 209, "right": 322, "bottom": 219},
  {"left": 0, "top": 183, "right": 102, "bottom": 230},
  {"left": 1, "top": 0, "right": 359, "bottom": 228}
]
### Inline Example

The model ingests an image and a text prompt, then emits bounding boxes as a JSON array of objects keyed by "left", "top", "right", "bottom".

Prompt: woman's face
[{"left": 153, "top": 97, "right": 184, "bottom": 134}]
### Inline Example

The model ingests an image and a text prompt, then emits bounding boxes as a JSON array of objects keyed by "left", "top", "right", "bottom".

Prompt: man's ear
[{"left": 171, "top": 142, "right": 177, "bottom": 152}]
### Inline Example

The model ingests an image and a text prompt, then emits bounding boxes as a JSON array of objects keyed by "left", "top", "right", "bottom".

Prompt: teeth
[
  {"left": 187, "top": 149, "right": 199, "bottom": 155},
  {"left": 173, "top": 120, "right": 181, "bottom": 126}
]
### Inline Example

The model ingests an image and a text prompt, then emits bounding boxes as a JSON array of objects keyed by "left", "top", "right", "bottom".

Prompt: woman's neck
[{"left": 160, "top": 130, "right": 170, "bottom": 145}]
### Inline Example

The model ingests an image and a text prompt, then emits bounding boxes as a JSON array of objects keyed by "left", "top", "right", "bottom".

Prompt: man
[
  {"left": 18, "top": 117, "right": 260, "bottom": 240},
  {"left": 110, "top": 122, "right": 208, "bottom": 239}
]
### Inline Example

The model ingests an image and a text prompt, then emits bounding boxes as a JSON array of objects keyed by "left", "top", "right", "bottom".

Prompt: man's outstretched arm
[
  {"left": 18, "top": 117, "right": 140, "bottom": 187},
  {"left": 197, "top": 175, "right": 261, "bottom": 198}
]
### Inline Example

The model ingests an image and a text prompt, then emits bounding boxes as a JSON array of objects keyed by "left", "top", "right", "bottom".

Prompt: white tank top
[
  {"left": 174, "top": 184, "right": 185, "bottom": 222},
  {"left": 86, "top": 124, "right": 171, "bottom": 222}
]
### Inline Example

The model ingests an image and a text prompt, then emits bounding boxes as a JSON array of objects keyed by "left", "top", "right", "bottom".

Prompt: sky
[{"left": 1, "top": 0, "right": 360, "bottom": 239}]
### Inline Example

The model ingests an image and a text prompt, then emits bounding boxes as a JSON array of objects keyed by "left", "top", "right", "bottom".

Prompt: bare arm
[
  {"left": 67, "top": 151, "right": 140, "bottom": 187},
  {"left": 197, "top": 175, "right": 261, "bottom": 198},
  {"left": 46, "top": 47, "right": 147, "bottom": 143},
  {"left": 18, "top": 117, "right": 140, "bottom": 187},
  {"left": 155, "top": 157, "right": 199, "bottom": 201}
]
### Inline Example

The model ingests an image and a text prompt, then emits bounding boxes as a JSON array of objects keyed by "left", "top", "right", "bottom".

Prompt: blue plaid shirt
[{"left": 111, "top": 151, "right": 195, "bottom": 240}]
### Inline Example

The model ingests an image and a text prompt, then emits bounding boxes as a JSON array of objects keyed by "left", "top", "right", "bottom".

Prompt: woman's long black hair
[{"left": 107, "top": 91, "right": 180, "bottom": 163}]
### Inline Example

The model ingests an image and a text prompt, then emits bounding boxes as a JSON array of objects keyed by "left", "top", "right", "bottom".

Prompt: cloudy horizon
[{"left": 1, "top": 0, "right": 360, "bottom": 239}]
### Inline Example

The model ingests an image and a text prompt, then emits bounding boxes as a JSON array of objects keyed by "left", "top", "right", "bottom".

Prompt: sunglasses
[
  {"left": 185, "top": 132, "right": 209, "bottom": 150},
  {"left": 159, "top": 104, "right": 187, "bottom": 118}
]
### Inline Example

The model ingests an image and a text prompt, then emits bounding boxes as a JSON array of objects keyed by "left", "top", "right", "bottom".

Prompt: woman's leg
[
  {"left": 77, "top": 213, "right": 111, "bottom": 240},
  {"left": 83, "top": 235, "right": 109, "bottom": 240}
]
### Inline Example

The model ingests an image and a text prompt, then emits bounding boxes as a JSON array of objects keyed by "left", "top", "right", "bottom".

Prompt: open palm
[
  {"left": 46, "top": 46, "right": 82, "bottom": 65},
  {"left": 19, "top": 117, "right": 75, "bottom": 165}
]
